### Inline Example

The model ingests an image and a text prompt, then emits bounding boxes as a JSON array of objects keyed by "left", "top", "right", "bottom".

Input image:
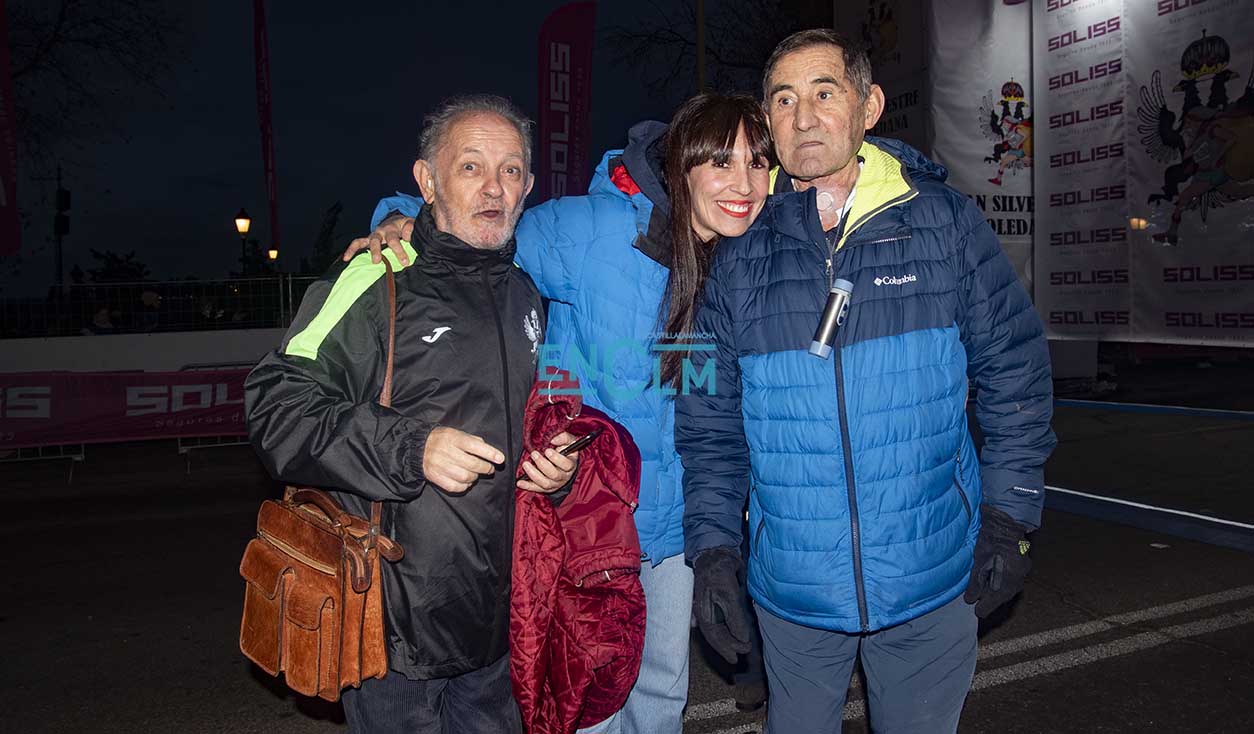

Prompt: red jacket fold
[{"left": 510, "top": 374, "right": 646, "bottom": 734}]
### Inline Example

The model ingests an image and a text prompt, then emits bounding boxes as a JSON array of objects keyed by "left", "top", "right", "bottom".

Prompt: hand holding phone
[
  {"left": 559, "top": 427, "right": 602, "bottom": 456},
  {"left": 517, "top": 429, "right": 596, "bottom": 492}
]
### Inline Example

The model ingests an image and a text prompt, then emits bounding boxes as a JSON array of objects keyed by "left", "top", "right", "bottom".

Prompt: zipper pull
[{"left": 825, "top": 257, "right": 833, "bottom": 284}]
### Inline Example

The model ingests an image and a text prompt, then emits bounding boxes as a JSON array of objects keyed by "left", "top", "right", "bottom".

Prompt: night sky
[{"left": 5, "top": 1, "right": 685, "bottom": 295}]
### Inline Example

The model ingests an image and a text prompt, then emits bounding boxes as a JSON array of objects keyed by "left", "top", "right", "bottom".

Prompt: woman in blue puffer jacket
[{"left": 345, "top": 94, "right": 771, "bottom": 734}]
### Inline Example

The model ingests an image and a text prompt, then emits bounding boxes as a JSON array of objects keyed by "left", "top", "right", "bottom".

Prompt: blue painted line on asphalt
[
  {"left": 1045, "top": 486, "right": 1254, "bottom": 554},
  {"left": 1054, "top": 399, "right": 1254, "bottom": 421}
]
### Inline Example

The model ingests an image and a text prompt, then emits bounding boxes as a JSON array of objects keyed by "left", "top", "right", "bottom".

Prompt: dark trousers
[
  {"left": 342, "top": 653, "right": 521, "bottom": 734},
  {"left": 758, "top": 595, "right": 978, "bottom": 734}
]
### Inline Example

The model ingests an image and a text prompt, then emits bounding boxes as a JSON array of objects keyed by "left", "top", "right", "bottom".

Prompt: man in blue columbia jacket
[{"left": 675, "top": 30, "right": 1056, "bottom": 733}]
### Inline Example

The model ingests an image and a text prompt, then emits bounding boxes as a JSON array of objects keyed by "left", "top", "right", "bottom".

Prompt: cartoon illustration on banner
[
  {"left": 981, "top": 80, "right": 1034, "bottom": 186},
  {"left": 1137, "top": 31, "right": 1254, "bottom": 245}
]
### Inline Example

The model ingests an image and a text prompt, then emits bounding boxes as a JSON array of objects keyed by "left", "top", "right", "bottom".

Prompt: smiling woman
[{"left": 657, "top": 94, "right": 772, "bottom": 388}]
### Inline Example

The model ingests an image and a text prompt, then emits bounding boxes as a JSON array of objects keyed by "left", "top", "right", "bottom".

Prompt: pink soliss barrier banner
[{"left": 0, "top": 369, "right": 249, "bottom": 448}]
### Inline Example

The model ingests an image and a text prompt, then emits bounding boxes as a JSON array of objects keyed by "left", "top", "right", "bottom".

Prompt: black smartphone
[
  {"left": 516, "top": 428, "right": 603, "bottom": 480},
  {"left": 559, "top": 427, "right": 603, "bottom": 456}
]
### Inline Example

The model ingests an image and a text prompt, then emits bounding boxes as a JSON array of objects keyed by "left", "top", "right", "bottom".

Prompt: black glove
[
  {"left": 693, "top": 546, "right": 754, "bottom": 664},
  {"left": 963, "top": 504, "right": 1032, "bottom": 618}
]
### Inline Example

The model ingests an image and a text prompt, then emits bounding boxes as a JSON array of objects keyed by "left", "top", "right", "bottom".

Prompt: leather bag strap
[
  {"left": 379, "top": 258, "right": 397, "bottom": 409},
  {"left": 276, "top": 259, "right": 402, "bottom": 588},
  {"left": 369, "top": 259, "right": 399, "bottom": 543}
]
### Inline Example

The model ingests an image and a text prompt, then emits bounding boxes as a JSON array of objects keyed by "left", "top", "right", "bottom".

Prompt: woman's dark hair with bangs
[{"left": 658, "top": 93, "right": 772, "bottom": 389}]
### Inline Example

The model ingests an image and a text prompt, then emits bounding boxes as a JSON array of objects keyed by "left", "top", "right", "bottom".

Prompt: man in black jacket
[{"left": 245, "top": 94, "right": 578, "bottom": 734}]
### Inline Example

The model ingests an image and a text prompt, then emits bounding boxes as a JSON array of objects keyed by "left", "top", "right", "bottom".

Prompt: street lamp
[
  {"left": 234, "top": 208, "right": 252, "bottom": 275},
  {"left": 267, "top": 247, "right": 279, "bottom": 262}
]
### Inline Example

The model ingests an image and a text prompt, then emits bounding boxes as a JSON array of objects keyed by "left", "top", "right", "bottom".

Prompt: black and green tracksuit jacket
[{"left": 245, "top": 208, "right": 544, "bottom": 679}]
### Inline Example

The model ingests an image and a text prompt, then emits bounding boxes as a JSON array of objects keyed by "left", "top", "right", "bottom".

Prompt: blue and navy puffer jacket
[
  {"left": 371, "top": 122, "right": 687, "bottom": 564},
  {"left": 675, "top": 137, "right": 1055, "bottom": 633}
]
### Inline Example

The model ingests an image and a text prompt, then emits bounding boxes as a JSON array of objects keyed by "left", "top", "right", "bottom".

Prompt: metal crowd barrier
[
  {"left": 175, "top": 362, "right": 255, "bottom": 472},
  {"left": 0, "top": 275, "right": 318, "bottom": 339},
  {"left": 0, "top": 444, "right": 86, "bottom": 484}
]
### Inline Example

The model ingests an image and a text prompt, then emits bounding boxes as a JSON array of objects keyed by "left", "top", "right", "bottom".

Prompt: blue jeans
[
  {"left": 758, "top": 595, "right": 978, "bottom": 734},
  {"left": 578, "top": 553, "right": 694, "bottom": 734}
]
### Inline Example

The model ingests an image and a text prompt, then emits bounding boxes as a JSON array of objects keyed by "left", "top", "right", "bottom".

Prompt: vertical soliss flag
[
  {"left": 0, "top": 0, "right": 20, "bottom": 256},
  {"left": 254, "top": 0, "right": 280, "bottom": 252},
  {"left": 537, "top": 2, "right": 596, "bottom": 202}
]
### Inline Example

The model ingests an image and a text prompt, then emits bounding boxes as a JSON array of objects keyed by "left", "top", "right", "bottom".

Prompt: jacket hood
[
  {"left": 588, "top": 120, "right": 673, "bottom": 267},
  {"left": 864, "top": 136, "right": 948, "bottom": 183},
  {"left": 621, "top": 121, "right": 670, "bottom": 216}
]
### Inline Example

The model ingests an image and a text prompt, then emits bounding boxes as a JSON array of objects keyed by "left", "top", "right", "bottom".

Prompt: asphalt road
[{"left": 2, "top": 404, "right": 1252, "bottom": 733}]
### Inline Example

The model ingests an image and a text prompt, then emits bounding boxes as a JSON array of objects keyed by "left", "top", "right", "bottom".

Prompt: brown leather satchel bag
[{"left": 239, "top": 261, "right": 405, "bottom": 701}]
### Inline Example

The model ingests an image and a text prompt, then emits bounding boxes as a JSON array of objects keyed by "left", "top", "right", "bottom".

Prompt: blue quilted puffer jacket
[
  {"left": 370, "top": 122, "right": 686, "bottom": 564},
  {"left": 675, "top": 138, "right": 1056, "bottom": 633}
]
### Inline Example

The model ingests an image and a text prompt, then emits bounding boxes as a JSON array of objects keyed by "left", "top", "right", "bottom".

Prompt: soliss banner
[
  {"left": 1125, "top": 0, "right": 1254, "bottom": 344},
  {"left": 1033, "top": 0, "right": 1254, "bottom": 345},
  {"left": 928, "top": 0, "right": 1034, "bottom": 289},
  {"left": 537, "top": 1, "right": 596, "bottom": 202},
  {"left": 0, "top": 369, "right": 248, "bottom": 449},
  {"left": 1032, "top": 0, "right": 1129, "bottom": 341}
]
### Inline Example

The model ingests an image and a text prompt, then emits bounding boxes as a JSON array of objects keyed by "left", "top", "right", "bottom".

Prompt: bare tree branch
[
  {"left": 7, "top": 0, "right": 182, "bottom": 177},
  {"left": 606, "top": 0, "right": 811, "bottom": 100}
]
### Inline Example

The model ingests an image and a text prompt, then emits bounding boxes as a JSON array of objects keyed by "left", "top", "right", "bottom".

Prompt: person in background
[
  {"left": 139, "top": 290, "right": 161, "bottom": 332},
  {"left": 82, "top": 305, "right": 116, "bottom": 335}
]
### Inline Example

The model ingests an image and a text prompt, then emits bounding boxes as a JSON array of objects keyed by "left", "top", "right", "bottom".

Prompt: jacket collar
[
  {"left": 634, "top": 204, "right": 672, "bottom": 268},
  {"left": 835, "top": 141, "right": 918, "bottom": 249},
  {"left": 412, "top": 205, "right": 518, "bottom": 274},
  {"left": 767, "top": 140, "right": 918, "bottom": 248}
]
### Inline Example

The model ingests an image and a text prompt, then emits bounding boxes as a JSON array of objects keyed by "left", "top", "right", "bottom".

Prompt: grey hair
[
  {"left": 418, "top": 93, "right": 535, "bottom": 169},
  {"left": 762, "top": 29, "right": 873, "bottom": 102}
]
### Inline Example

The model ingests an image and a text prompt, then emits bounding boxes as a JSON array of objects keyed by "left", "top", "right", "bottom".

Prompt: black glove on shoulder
[
  {"left": 693, "top": 546, "right": 754, "bottom": 664},
  {"left": 963, "top": 504, "right": 1032, "bottom": 618}
]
